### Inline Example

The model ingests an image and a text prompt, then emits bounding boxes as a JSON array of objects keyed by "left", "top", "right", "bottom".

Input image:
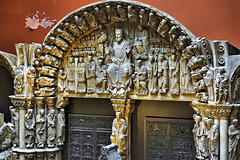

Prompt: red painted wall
[{"left": 0, "top": 0, "right": 239, "bottom": 54}]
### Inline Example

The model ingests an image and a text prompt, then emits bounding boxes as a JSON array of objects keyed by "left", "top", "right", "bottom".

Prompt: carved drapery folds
[{"left": 6, "top": 0, "right": 240, "bottom": 159}]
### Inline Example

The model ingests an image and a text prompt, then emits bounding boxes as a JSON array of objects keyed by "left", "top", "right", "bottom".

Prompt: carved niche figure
[
  {"left": 107, "top": 29, "right": 132, "bottom": 97},
  {"left": 58, "top": 68, "right": 66, "bottom": 92},
  {"left": 96, "top": 58, "right": 108, "bottom": 94},
  {"left": 14, "top": 68, "right": 24, "bottom": 96},
  {"left": 9, "top": 106, "right": 19, "bottom": 147},
  {"left": 77, "top": 57, "right": 86, "bottom": 93},
  {"left": 158, "top": 54, "right": 168, "bottom": 94},
  {"left": 84, "top": 11, "right": 98, "bottom": 27},
  {"left": 36, "top": 65, "right": 58, "bottom": 77},
  {"left": 207, "top": 118, "right": 219, "bottom": 160},
  {"left": 36, "top": 76, "right": 56, "bottom": 88},
  {"left": 67, "top": 57, "right": 75, "bottom": 92},
  {"left": 26, "top": 66, "right": 36, "bottom": 97},
  {"left": 228, "top": 119, "right": 240, "bottom": 160},
  {"left": 148, "top": 56, "right": 158, "bottom": 94},
  {"left": 157, "top": 19, "right": 170, "bottom": 38},
  {"left": 204, "top": 69, "right": 214, "bottom": 102},
  {"left": 47, "top": 109, "right": 56, "bottom": 148},
  {"left": 148, "top": 12, "right": 159, "bottom": 30},
  {"left": 86, "top": 55, "right": 96, "bottom": 93},
  {"left": 94, "top": 7, "right": 107, "bottom": 24},
  {"left": 128, "top": 5, "right": 138, "bottom": 23},
  {"left": 180, "top": 56, "right": 194, "bottom": 94},
  {"left": 139, "top": 8, "right": 148, "bottom": 26},
  {"left": 97, "top": 31, "right": 108, "bottom": 58},
  {"left": 36, "top": 109, "right": 46, "bottom": 148},
  {"left": 215, "top": 68, "right": 229, "bottom": 103},
  {"left": 117, "top": 5, "right": 127, "bottom": 21},
  {"left": 106, "top": 5, "right": 118, "bottom": 21},
  {"left": 133, "top": 60, "right": 148, "bottom": 95},
  {"left": 57, "top": 109, "right": 65, "bottom": 146},
  {"left": 192, "top": 114, "right": 201, "bottom": 159},
  {"left": 110, "top": 111, "right": 128, "bottom": 157},
  {"left": 74, "top": 16, "right": 89, "bottom": 32},
  {"left": 169, "top": 54, "right": 180, "bottom": 95},
  {"left": 25, "top": 109, "right": 35, "bottom": 148}
]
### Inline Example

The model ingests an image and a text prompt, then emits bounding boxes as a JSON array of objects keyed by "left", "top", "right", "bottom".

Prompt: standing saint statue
[
  {"left": 77, "top": 57, "right": 86, "bottom": 93},
  {"left": 57, "top": 109, "right": 65, "bottom": 146},
  {"left": 158, "top": 53, "right": 168, "bottom": 94},
  {"left": 86, "top": 55, "right": 96, "bottom": 93},
  {"left": 207, "top": 118, "right": 219, "bottom": 160},
  {"left": 9, "top": 106, "right": 19, "bottom": 147},
  {"left": 58, "top": 68, "right": 66, "bottom": 92},
  {"left": 110, "top": 111, "right": 128, "bottom": 158},
  {"left": 36, "top": 109, "right": 46, "bottom": 148},
  {"left": 148, "top": 56, "right": 158, "bottom": 94},
  {"left": 47, "top": 109, "right": 56, "bottom": 148},
  {"left": 133, "top": 60, "right": 148, "bottom": 95},
  {"left": 96, "top": 58, "right": 108, "bottom": 94},
  {"left": 169, "top": 54, "right": 180, "bottom": 95},
  {"left": 215, "top": 68, "right": 229, "bottom": 103},
  {"left": 229, "top": 119, "right": 240, "bottom": 160},
  {"left": 67, "top": 57, "right": 75, "bottom": 92}
]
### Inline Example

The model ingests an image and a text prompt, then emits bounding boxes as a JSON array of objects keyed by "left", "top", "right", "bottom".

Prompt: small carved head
[
  {"left": 60, "top": 108, "right": 65, "bottom": 114},
  {"left": 79, "top": 57, "right": 84, "bottom": 63},
  {"left": 137, "top": 60, "right": 142, "bottom": 66},
  {"left": 98, "top": 58, "right": 103, "bottom": 66},
  {"left": 233, "top": 119, "right": 238, "bottom": 127},
  {"left": 207, "top": 118, "right": 213, "bottom": 126},
  {"left": 40, "top": 109, "right": 45, "bottom": 116},
  {"left": 95, "top": 7, "right": 99, "bottom": 12},
  {"left": 115, "top": 29, "right": 123, "bottom": 43},
  {"left": 87, "top": 55, "right": 92, "bottom": 62},
  {"left": 116, "top": 111, "right": 122, "bottom": 120}
]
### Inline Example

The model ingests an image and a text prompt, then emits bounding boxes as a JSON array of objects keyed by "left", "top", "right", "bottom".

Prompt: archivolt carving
[{"left": 0, "top": 51, "right": 17, "bottom": 79}]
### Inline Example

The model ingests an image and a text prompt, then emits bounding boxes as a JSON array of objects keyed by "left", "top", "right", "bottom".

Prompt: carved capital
[
  {"left": 46, "top": 97, "right": 57, "bottom": 109},
  {"left": 35, "top": 97, "right": 45, "bottom": 108},
  {"left": 191, "top": 101, "right": 239, "bottom": 120},
  {"left": 111, "top": 99, "right": 127, "bottom": 117},
  {"left": 9, "top": 95, "right": 26, "bottom": 109}
]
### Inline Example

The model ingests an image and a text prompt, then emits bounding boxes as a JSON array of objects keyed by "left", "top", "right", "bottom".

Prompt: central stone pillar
[{"left": 110, "top": 98, "right": 135, "bottom": 160}]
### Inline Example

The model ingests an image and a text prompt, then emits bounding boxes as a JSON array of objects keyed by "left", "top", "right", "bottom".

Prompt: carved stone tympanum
[{"left": 3, "top": 1, "right": 240, "bottom": 160}]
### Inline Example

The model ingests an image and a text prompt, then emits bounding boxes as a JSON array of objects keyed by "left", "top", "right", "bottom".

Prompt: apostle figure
[
  {"left": 158, "top": 53, "right": 168, "bottom": 94},
  {"left": 36, "top": 109, "right": 46, "bottom": 148},
  {"left": 57, "top": 109, "right": 65, "bottom": 146},
  {"left": 110, "top": 111, "right": 128, "bottom": 156},
  {"left": 25, "top": 109, "right": 35, "bottom": 148},
  {"left": 229, "top": 119, "right": 240, "bottom": 160},
  {"left": 77, "top": 57, "right": 86, "bottom": 93},
  {"left": 96, "top": 58, "right": 108, "bottom": 93},
  {"left": 86, "top": 55, "right": 96, "bottom": 93},
  {"left": 133, "top": 60, "right": 148, "bottom": 95},
  {"left": 148, "top": 56, "right": 158, "bottom": 94},
  {"left": 193, "top": 114, "right": 201, "bottom": 158},
  {"left": 204, "top": 69, "right": 214, "bottom": 102},
  {"left": 169, "top": 54, "right": 179, "bottom": 95},
  {"left": 47, "top": 109, "right": 56, "bottom": 148},
  {"left": 67, "top": 57, "right": 75, "bottom": 91},
  {"left": 9, "top": 106, "right": 19, "bottom": 147},
  {"left": 207, "top": 118, "right": 219, "bottom": 160}
]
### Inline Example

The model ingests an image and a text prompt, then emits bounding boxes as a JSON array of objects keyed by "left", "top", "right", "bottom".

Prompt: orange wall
[{"left": 0, "top": 0, "right": 239, "bottom": 54}]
